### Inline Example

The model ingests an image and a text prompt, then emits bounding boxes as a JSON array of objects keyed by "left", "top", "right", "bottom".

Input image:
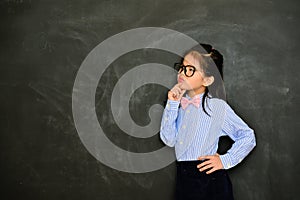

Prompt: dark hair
[{"left": 181, "top": 43, "right": 224, "bottom": 117}]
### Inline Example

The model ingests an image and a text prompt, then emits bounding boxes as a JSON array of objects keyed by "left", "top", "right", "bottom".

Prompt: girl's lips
[{"left": 178, "top": 77, "right": 184, "bottom": 83}]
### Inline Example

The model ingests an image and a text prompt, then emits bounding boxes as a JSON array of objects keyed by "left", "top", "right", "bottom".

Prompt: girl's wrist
[{"left": 166, "top": 99, "right": 180, "bottom": 110}]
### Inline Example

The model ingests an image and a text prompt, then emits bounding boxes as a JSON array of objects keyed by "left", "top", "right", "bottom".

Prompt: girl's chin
[{"left": 178, "top": 83, "right": 190, "bottom": 90}]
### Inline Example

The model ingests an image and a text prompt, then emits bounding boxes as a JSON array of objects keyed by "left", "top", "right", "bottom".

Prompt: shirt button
[
  {"left": 187, "top": 110, "right": 190, "bottom": 113},
  {"left": 164, "top": 117, "right": 168, "bottom": 121},
  {"left": 179, "top": 141, "right": 183, "bottom": 145},
  {"left": 182, "top": 125, "right": 186, "bottom": 129}
]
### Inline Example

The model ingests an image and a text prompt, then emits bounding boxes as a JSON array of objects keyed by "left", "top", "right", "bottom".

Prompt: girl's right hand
[{"left": 168, "top": 83, "right": 186, "bottom": 101}]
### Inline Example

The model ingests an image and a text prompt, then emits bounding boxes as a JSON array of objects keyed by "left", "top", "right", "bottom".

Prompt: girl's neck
[{"left": 187, "top": 88, "right": 206, "bottom": 98}]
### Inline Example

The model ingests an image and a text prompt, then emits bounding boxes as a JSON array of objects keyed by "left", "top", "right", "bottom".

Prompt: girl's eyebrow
[
  {"left": 183, "top": 59, "right": 193, "bottom": 66},
  {"left": 183, "top": 59, "right": 201, "bottom": 70}
]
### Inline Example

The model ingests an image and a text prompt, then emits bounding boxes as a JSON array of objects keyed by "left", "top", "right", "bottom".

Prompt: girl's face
[{"left": 177, "top": 53, "right": 214, "bottom": 95}]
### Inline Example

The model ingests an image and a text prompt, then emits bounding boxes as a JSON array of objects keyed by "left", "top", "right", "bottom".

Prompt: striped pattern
[{"left": 160, "top": 92, "right": 256, "bottom": 169}]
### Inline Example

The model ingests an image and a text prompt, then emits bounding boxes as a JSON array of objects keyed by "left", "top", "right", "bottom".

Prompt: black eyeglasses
[{"left": 174, "top": 63, "right": 197, "bottom": 77}]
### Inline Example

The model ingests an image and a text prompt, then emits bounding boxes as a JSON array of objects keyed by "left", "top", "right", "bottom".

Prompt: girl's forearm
[{"left": 159, "top": 100, "right": 180, "bottom": 147}]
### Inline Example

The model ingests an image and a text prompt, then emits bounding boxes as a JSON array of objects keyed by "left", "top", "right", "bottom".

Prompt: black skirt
[{"left": 176, "top": 160, "right": 234, "bottom": 200}]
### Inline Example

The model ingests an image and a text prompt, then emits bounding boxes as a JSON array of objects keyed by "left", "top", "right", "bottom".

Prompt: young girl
[{"left": 160, "top": 44, "right": 256, "bottom": 200}]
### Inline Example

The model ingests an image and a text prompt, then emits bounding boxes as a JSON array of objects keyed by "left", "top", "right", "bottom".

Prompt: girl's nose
[
  {"left": 178, "top": 73, "right": 185, "bottom": 80},
  {"left": 179, "top": 70, "right": 185, "bottom": 76}
]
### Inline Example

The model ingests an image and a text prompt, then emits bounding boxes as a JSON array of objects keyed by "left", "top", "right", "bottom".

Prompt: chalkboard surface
[{"left": 0, "top": 0, "right": 299, "bottom": 199}]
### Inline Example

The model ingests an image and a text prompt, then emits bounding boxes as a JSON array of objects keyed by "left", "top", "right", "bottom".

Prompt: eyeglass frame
[{"left": 173, "top": 63, "right": 202, "bottom": 77}]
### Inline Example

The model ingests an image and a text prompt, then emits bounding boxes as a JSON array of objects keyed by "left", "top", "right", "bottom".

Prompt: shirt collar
[{"left": 185, "top": 92, "right": 205, "bottom": 100}]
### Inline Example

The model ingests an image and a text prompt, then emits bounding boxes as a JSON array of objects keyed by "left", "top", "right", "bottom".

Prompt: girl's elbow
[
  {"left": 162, "top": 139, "right": 175, "bottom": 147},
  {"left": 250, "top": 129, "right": 256, "bottom": 149},
  {"left": 159, "top": 134, "right": 175, "bottom": 147},
  {"left": 165, "top": 141, "right": 175, "bottom": 147},
  {"left": 162, "top": 137, "right": 176, "bottom": 147},
  {"left": 242, "top": 128, "right": 256, "bottom": 150}
]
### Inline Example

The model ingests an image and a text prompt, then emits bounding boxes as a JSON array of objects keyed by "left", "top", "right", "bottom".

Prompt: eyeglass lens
[{"left": 174, "top": 63, "right": 196, "bottom": 77}]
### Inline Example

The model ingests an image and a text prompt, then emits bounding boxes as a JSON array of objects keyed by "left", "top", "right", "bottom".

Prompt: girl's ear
[{"left": 203, "top": 76, "right": 214, "bottom": 87}]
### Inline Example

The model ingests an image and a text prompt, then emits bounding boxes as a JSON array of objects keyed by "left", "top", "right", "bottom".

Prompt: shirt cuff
[
  {"left": 219, "top": 153, "right": 233, "bottom": 169},
  {"left": 165, "top": 99, "right": 180, "bottom": 110}
]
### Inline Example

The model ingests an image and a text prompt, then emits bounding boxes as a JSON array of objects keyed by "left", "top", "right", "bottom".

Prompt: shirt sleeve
[
  {"left": 159, "top": 99, "right": 180, "bottom": 147},
  {"left": 219, "top": 102, "right": 256, "bottom": 169}
]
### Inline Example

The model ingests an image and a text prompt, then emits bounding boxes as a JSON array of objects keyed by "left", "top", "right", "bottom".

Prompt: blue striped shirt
[{"left": 159, "top": 92, "right": 256, "bottom": 169}]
